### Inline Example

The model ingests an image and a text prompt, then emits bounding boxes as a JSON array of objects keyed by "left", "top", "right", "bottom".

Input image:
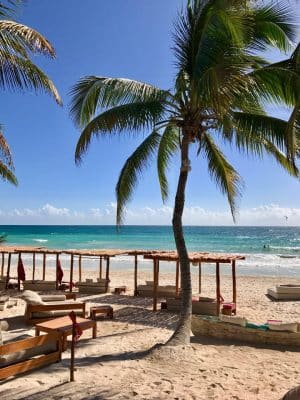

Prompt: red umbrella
[
  {"left": 17, "top": 256, "right": 26, "bottom": 281},
  {"left": 56, "top": 258, "right": 64, "bottom": 284}
]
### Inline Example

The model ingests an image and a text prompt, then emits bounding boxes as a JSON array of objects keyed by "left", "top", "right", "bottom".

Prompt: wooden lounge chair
[
  {"left": 137, "top": 281, "right": 180, "bottom": 298},
  {"left": 0, "top": 331, "right": 62, "bottom": 380},
  {"left": 76, "top": 278, "right": 110, "bottom": 294},
  {"left": 20, "top": 290, "right": 86, "bottom": 324},
  {"left": 25, "top": 302, "right": 86, "bottom": 324}
]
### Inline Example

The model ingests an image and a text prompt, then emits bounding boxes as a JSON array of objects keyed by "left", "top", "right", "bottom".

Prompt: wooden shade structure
[
  {"left": 64, "top": 249, "right": 130, "bottom": 292},
  {"left": 144, "top": 251, "right": 245, "bottom": 312}
]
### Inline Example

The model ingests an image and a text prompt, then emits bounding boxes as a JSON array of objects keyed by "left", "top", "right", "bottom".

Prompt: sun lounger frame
[
  {"left": 25, "top": 302, "right": 86, "bottom": 324},
  {"left": 0, "top": 331, "right": 62, "bottom": 380}
]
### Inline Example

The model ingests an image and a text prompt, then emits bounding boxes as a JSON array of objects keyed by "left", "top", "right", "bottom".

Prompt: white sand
[{"left": 1, "top": 271, "right": 300, "bottom": 400}]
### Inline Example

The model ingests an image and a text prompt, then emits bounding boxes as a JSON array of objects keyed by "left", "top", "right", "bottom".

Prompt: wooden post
[
  {"left": 232, "top": 260, "right": 236, "bottom": 311},
  {"left": 198, "top": 262, "right": 202, "bottom": 294},
  {"left": 78, "top": 255, "right": 82, "bottom": 282},
  {"left": 175, "top": 261, "right": 180, "bottom": 297},
  {"left": 1, "top": 252, "right": 4, "bottom": 278},
  {"left": 70, "top": 254, "right": 74, "bottom": 293},
  {"left": 216, "top": 262, "right": 221, "bottom": 315},
  {"left": 70, "top": 323, "right": 75, "bottom": 382},
  {"left": 134, "top": 254, "right": 138, "bottom": 296},
  {"left": 32, "top": 252, "right": 36, "bottom": 281},
  {"left": 42, "top": 253, "right": 46, "bottom": 280},
  {"left": 153, "top": 259, "right": 158, "bottom": 311},
  {"left": 5, "top": 253, "right": 11, "bottom": 289},
  {"left": 105, "top": 257, "right": 110, "bottom": 292},
  {"left": 56, "top": 253, "right": 59, "bottom": 290},
  {"left": 17, "top": 253, "right": 21, "bottom": 291},
  {"left": 99, "top": 256, "right": 102, "bottom": 281}
]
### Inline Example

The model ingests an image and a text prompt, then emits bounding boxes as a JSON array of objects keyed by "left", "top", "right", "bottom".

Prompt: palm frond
[
  {"left": 233, "top": 112, "right": 294, "bottom": 153},
  {"left": 0, "top": 129, "right": 14, "bottom": 168},
  {"left": 250, "top": 3, "right": 296, "bottom": 52},
  {"left": 201, "top": 133, "right": 243, "bottom": 220},
  {"left": 157, "top": 125, "right": 179, "bottom": 202},
  {"left": 0, "top": 160, "right": 17, "bottom": 185},
  {"left": 263, "top": 140, "right": 299, "bottom": 177},
  {"left": 0, "top": 21, "right": 56, "bottom": 57},
  {"left": 0, "top": 52, "right": 61, "bottom": 103},
  {"left": 69, "top": 76, "right": 170, "bottom": 127},
  {"left": 116, "top": 130, "right": 160, "bottom": 225},
  {"left": 250, "top": 66, "right": 299, "bottom": 106},
  {"left": 75, "top": 101, "right": 165, "bottom": 164}
]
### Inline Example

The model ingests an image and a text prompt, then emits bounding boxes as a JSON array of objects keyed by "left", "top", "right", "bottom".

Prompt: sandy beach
[{"left": 1, "top": 269, "right": 300, "bottom": 400}]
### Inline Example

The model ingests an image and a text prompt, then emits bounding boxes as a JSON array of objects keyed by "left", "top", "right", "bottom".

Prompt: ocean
[{"left": 0, "top": 225, "right": 299, "bottom": 277}]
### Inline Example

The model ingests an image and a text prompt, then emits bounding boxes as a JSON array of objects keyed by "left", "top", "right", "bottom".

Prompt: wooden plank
[
  {"left": 175, "top": 261, "right": 179, "bottom": 296},
  {"left": 198, "top": 262, "right": 202, "bottom": 294},
  {"left": 5, "top": 252, "right": 11, "bottom": 289},
  {"left": 0, "top": 331, "right": 61, "bottom": 355},
  {"left": 232, "top": 260, "right": 236, "bottom": 306},
  {"left": 105, "top": 257, "right": 110, "bottom": 292},
  {"left": 0, "top": 351, "right": 61, "bottom": 380},
  {"left": 42, "top": 253, "right": 46, "bottom": 280},
  {"left": 134, "top": 254, "right": 138, "bottom": 296},
  {"left": 70, "top": 254, "right": 74, "bottom": 293},
  {"left": 78, "top": 255, "right": 82, "bottom": 282},
  {"left": 216, "top": 262, "right": 221, "bottom": 315},
  {"left": 153, "top": 259, "right": 158, "bottom": 311},
  {"left": 99, "top": 256, "right": 102, "bottom": 280},
  {"left": 56, "top": 253, "right": 59, "bottom": 290},
  {"left": 1, "top": 252, "right": 4, "bottom": 278},
  {"left": 32, "top": 252, "right": 36, "bottom": 281}
]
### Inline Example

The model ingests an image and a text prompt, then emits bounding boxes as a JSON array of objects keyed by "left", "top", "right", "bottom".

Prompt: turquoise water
[{"left": 1, "top": 225, "right": 299, "bottom": 276}]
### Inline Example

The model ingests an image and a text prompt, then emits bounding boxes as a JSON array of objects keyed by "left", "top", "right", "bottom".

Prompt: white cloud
[{"left": 0, "top": 203, "right": 299, "bottom": 225}]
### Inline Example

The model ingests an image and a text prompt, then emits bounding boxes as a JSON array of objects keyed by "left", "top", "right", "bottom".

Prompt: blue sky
[{"left": 1, "top": 0, "right": 300, "bottom": 226}]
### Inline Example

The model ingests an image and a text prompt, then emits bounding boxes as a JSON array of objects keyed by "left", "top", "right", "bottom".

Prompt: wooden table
[
  {"left": 35, "top": 316, "right": 96, "bottom": 350},
  {"left": 90, "top": 305, "right": 113, "bottom": 320},
  {"left": 114, "top": 286, "right": 126, "bottom": 294}
]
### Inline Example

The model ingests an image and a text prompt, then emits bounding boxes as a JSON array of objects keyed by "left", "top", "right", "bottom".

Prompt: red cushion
[{"left": 222, "top": 303, "right": 236, "bottom": 310}]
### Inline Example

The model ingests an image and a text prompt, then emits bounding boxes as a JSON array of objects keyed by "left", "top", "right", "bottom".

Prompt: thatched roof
[
  {"left": 63, "top": 249, "right": 130, "bottom": 257},
  {"left": 144, "top": 251, "right": 245, "bottom": 263},
  {"left": 0, "top": 246, "right": 46, "bottom": 254}
]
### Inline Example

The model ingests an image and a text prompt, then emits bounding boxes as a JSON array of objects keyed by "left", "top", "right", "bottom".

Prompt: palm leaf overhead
[
  {"left": 0, "top": 0, "right": 61, "bottom": 185},
  {"left": 116, "top": 130, "right": 160, "bottom": 225},
  {"left": 71, "top": 0, "right": 300, "bottom": 344}
]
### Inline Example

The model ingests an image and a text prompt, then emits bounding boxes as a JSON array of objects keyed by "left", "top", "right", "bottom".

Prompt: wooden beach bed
[{"left": 191, "top": 315, "right": 300, "bottom": 348}]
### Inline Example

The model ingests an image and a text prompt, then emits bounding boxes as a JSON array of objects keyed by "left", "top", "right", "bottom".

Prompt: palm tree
[
  {"left": 0, "top": 0, "right": 61, "bottom": 185},
  {"left": 70, "top": 0, "right": 300, "bottom": 345}
]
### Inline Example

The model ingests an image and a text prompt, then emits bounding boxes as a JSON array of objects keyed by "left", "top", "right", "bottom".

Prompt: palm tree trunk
[{"left": 167, "top": 133, "right": 192, "bottom": 346}]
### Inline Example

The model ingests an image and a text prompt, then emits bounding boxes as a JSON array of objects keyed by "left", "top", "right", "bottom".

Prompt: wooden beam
[
  {"left": 216, "top": 262, "right": 221, "bottom": 315},
  {"left": 78, "top": 255, "right": 82, "bottom": 282},
  {"left": 55, "top": 253, "right": 59, "bottom": 290},
  {"left": 175, "top": 261, "right": 180, "bottom": 296},
  {"left": 70, "top": 254, "right": 74, "bottom": 293},
  {"left": 5, "top": 252, "right": 11, "bottom": 289},
  {"left": 32, "top": 252, "right": 36, "bottom": 281},
  {"left": 134, "top": 254, "right": 138, "bottom": 296},
  {"left": 99, "top": 256, "right": 102, "bottom": 280},
  {"left": 1, "top": 252, "right": 4, "bottom": 278},
  {"left": 232, "top": 260, "right": 236, "bottom": 309},
  {"left": 198, "top": 262, "right": 202, "bottom": 294},
  {"left": 105, "top": 257, "right": 110, "bottom": 292},
  {"left": 42, "top": 253, "right": 46, "bottom": 281},
  {"left": 18, "top": 253, "right": 21, "bottom": 291},
  {"left": 153, "top": 259, "right": 158, "bottom": 311}
]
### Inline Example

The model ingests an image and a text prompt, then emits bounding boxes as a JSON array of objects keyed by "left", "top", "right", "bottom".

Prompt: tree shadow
[
  {"left": 87, "top": 294, "right": 154, "bottom": 308},
  {"left": 112, "top": 306, "right": 178, "bottom": 330}
]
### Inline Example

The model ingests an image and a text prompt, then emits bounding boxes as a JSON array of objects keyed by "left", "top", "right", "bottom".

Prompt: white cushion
[
  {"left": 20, "top": 290, "right": 44, "bottom": 305},
  {"left": 268, "top": 322, "right": 298, "bottom": 333}
]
